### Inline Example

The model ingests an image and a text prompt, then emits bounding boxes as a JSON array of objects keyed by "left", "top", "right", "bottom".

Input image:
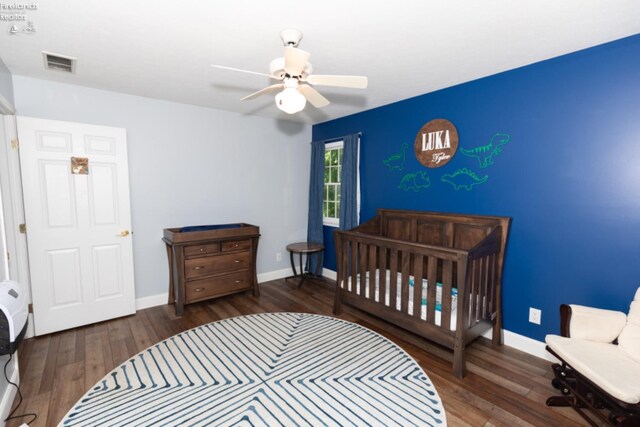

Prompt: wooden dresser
[{"left": 163, "top": 223, "right": 260, "bottom": 316}]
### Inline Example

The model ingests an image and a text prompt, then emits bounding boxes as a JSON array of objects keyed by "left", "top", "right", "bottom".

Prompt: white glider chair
[{"left": 545, "top": 288, "right": 640, "bottom": 426}]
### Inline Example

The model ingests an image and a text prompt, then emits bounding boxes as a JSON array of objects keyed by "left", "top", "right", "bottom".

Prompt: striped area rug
[{"left": 60, "top": 313, "right": 446, "bottom": 426}]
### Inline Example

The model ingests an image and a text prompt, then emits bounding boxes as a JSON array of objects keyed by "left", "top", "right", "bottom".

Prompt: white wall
[{"left": 12, "top": 76, "right": 311, "bottom": 299}]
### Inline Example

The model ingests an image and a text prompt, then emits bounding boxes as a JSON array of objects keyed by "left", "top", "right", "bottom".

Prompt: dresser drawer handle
[
  {"left": 194, "top": 287, "right": 205, "bottom": 292},
  {"left": 194, "top": 266, "right": 205, "bottom": 270},
  {"left": 234, "top": 260, "right": 241, "bottom": 263},
  {"left": 199, "top": 248, "right": 205, "bottom": 252},
  {"left": 234, "top": 244, "right": 239, "bottom": 248},
  {"left": 234, "top": 280, "right": 242, "bottom": 283}
]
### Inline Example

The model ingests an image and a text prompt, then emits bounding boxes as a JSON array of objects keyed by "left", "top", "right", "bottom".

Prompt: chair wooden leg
[{"left": 546, "top": 395, "right": 574, "bottom": 407}]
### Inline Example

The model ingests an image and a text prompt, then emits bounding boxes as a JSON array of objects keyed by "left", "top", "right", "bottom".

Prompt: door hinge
[
  {"left": 19, "top": 223, "right": 26, "bottom": 234},
  {"left": 11, "top": 139, "right": 19, "bottom": 150}
]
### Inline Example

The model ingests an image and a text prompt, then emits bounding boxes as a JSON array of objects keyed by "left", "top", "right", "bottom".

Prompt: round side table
[{"left": 285, "top": 242, "right": 324, "bottom": 288}]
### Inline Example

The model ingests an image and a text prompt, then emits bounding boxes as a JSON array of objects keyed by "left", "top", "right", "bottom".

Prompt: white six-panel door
[{"left": 17, "top": 117, "right": 135, "bottom": 335}]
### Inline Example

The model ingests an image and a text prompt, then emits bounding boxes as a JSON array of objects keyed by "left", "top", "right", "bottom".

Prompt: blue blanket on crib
[{"left": 409, "top": 278, "right": 458, "bottom": 310}]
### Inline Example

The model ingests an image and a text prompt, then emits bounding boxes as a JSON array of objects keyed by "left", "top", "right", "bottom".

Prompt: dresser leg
[
  {"left": 253, "top": 270, "right": 260, "bottom": 297},
  {"left": 175, "top": 301, "right": 184, "bottom": 317}
]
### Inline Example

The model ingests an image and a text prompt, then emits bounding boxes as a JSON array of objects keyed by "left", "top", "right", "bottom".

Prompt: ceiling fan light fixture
[
  {"left": 275, "top": 87, "right": 306, "bottom": 114},
  {"left": 212, "top": 29, "right": 367, "bottom": 114}
]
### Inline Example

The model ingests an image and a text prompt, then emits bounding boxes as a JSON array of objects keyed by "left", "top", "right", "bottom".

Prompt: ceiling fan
[{"left": 212, "top": 29, "right": 368, "bottom": 114}]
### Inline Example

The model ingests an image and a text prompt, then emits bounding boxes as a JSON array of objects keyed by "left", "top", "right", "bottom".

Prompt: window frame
[
  {"left": 322, "top": 138, "right": 360, "bottom": 228},
  {"left": 322, "top": 141, "right": 342, "bottom": 227}
]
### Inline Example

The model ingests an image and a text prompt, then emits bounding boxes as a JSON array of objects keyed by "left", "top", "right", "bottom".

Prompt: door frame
[
  {"left": 0, "top": 93, "right": 25, "bottom": 422},
  {"left": 0, "top": 98, "right": 34, "bottom": 338}
]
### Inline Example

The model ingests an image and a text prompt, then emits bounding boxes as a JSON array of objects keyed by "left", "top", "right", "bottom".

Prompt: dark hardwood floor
[{"left": 8, "top": 278, "right": 588, "bottom": 426}]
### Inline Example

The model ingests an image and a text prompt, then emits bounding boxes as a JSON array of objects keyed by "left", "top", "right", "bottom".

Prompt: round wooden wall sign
[{"left": 414, "top": 119, "right": 459, "bottom": 168}]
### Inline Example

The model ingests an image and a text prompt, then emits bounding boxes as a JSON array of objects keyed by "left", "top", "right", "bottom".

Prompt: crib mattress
[{"left": 343, "top": 269, "right": 459, "bottom": 331}]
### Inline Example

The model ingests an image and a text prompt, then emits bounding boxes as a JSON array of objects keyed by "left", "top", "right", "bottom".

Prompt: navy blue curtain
[
  {"left": 339, "top": 134, "right": 360, "bottom": 230},
  {"left": 306, "top": 139, "right": 325, "bottom": 274}
]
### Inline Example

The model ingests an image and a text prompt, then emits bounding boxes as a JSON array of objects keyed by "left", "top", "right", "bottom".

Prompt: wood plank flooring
[{"left": 7, "top": 278, "right": 588, "bottom": 427}]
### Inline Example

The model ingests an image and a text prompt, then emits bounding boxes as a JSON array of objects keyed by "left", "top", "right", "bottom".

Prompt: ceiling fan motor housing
[
  {"left": 280, "top": 29, "right": 303, "bottom": 47},
  {"left": 269, "top": 57, "right": 312, "bottom": 80}
]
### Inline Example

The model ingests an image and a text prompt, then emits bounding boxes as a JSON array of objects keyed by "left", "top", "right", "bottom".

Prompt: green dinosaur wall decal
[
  {"left": 460, "top": 133, "right": 511, "bottom": 168},
  {"left": 441, "top": 168, "right": 489, "bottom": 191},
  {"left": 383, "top": 143, "right": 409, "bottom": 171},
  {"left": 398, "top": 171, "right": 431, "bottom": 192}
]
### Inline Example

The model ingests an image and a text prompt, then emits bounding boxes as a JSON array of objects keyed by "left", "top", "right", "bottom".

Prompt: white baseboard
[
  {"left": 136, "top": 293, "right": 169, "bottom": 311},
  {"left": 257, "top": 268, "right": 291, "bottom": 283},
  {"left": 482, "top": 328, "right": 559, "bottom": 362},
  {"left": 0, "top": 354, "right": 19, "bottom": 427},
  {"left": 322, "top": 268, "right": 337, "bottom": 280}
]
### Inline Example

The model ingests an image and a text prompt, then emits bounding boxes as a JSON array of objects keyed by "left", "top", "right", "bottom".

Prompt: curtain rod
[{"left": 310, "top": 132, "right": 362, "bottom": 144}]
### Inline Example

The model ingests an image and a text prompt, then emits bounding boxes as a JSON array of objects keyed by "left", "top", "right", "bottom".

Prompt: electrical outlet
[
  {"left": 276, "top": 252, "right": 282, "bottom": 262},
  {"left": 529, "top": 307, "right": 542, "bottom": 325}
]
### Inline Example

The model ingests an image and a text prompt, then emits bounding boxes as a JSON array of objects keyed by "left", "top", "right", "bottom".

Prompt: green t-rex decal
[
  {"left": 441, "top": 168, "right": 488, "bottom": 191},
  {"left": 398, "top": 171, "right": 431, "bottom": 192},
  {"left": 460, "top": 133, "right": 511, "bottom": 168},
  {"left": 383, "top": 143, "right": 408, "bottom": 171}
]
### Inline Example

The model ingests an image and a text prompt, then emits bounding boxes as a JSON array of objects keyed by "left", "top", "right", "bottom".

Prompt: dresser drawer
[
  {"left": 185, "top": 271, "right": 250, "bottom": 302},
  {"left": 184, "top": 251, "right": 251, "bottom": 279},
  {"left": 184, "top": 242, "right": 219, "bottom": 258},
  {"left": 221, "top": 239, "right": 251, "bottom": 252}
]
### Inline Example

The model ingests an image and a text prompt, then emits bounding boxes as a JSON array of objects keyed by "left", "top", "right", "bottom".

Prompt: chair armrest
[{"left": 563, "top": 304, "right": 627, "bottom": 343}]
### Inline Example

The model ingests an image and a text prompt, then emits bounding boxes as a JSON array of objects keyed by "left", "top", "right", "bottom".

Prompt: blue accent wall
[{"left": 313, "top": 34, "right": 640, "bottom": 342}]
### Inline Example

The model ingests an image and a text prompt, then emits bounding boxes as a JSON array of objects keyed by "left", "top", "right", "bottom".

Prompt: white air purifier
[{"left": 0, "top": 280, "right": 28, "bottom": 355}]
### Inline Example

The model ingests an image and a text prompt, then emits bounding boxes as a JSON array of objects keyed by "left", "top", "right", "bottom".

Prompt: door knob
[{"left": 118, "top": 230, "right": 130, "bottom": 237}]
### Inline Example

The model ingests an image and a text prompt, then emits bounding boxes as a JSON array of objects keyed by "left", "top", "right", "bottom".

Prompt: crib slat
[
  {"left": 480, "top": 256, "right": 489, "bottom": 319},
  {"left": 400, "top": 250, "right": 410, "bottom": 313},
  {"left": 477, "top": 256, "right": 485, "bottom": 319},
  {"left": 458, "top": 256, "right": 471, "bottom": 331},
  {"left": 341, "top": 239, "right": 348, "bottom": 291},
  {"left": 471, "top": 258, "right": 479, "bottom": 325},
  {"left": 350, "top": 241, "right": 358, "bottom": 295},
  {"left": 441, "top": 259, "right": 453, "bottom": 331},
  {"left": 368, "top": 244, "right": 377, "bottom": 301},
  {"left": 427, "top": 255, "right": 438, "bottom": 324},
  {"left": 379, "top": 247, "right": 388, "bottom": 306},
  {"left": 359, "top": 242, "right": 368, "bottom": 297},
  {"left": 413, "top": 255, "right": 423, "bottom": 319},
  {"left": 487, "top": 253, "right": 496, "bottom": 316},
  {"left": 389, "top": 249, "right": 398, "bottom": 310}
]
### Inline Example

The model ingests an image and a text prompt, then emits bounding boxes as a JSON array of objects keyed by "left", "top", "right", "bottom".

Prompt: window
[{"left": 323, "top": 141, "right": 342, "bottom": 227}]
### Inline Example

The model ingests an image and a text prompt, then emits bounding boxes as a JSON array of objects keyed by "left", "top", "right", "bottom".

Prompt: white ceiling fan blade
[
  {"left": 306, "top": 74, "right": 368, "bottom": 89},
  {"left": 299, "top": 84, "right": 330, "bottom": 108},
  {"left": 241, "top": 84, "right": 284, "bottom": 101},
  {"left": 284, "top": 47, "right": 310, "bottom": 76},
  {"left": 211, "top": 65, "right": 278, "bottom": 79}
]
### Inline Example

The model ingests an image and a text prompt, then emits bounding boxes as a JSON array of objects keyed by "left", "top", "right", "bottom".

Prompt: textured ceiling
[{"left": 0, "top": 0, "right": 639, "bottom": 124}]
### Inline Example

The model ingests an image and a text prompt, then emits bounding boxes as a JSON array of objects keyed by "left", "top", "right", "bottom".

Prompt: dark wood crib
[{"left": 333, "top": 209, "right": 511, "bottom": 378}]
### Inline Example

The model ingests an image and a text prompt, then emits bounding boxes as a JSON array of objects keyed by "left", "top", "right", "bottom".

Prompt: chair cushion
[
  {"left": 618, "top": 288, "right": 640, "bottom": 363},
  {"left": 546, "top": 334, "right": 640, "bottom": 404},
  {"left": 568, "top": 305, "right": 627, "bottom": 342}
]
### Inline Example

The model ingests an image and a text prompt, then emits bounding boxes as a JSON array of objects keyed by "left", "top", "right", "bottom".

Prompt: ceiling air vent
[{"left": 42, "top": 52, "right": 76, "bottom": 73}]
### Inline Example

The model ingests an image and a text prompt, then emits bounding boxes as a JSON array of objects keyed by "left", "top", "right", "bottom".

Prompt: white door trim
[
  {"left": 0, "top": 93, "right": 15, "bottom": 115},
  {"left": 0, "top": 115, "right": 33, "bottom": 338}
]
